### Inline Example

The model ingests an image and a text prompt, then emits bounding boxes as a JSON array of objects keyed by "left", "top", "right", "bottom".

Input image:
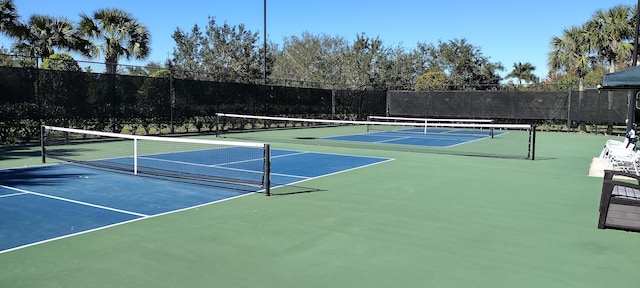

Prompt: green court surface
[{"left": 1, "top": 131, "right": 639, "bottom": 288}]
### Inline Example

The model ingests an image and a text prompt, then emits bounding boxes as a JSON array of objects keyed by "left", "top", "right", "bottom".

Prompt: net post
[
  {"left": 215, "top": 113, "right": 220, "bottom": 137},
  {"left": 531, "top": 124, "right": 536, "bottom": 160},
  {"left": 133, "top": 138, "right": 138, "bottom": 175},
  {"left": 40, "top": 125, "right": 46, "bottom": 163},
  {"left": 264, "top": 143, "right": 271, "bottom": 196}
]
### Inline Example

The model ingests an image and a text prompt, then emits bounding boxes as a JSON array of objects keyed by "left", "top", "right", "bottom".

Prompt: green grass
[{"left": 1, "top": 131, "right": 638, "bottom": 288}]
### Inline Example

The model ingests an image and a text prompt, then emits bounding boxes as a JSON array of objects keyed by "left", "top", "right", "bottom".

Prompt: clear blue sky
[{"left": 1, "top": 0, "right": 636, "bottom": 80}]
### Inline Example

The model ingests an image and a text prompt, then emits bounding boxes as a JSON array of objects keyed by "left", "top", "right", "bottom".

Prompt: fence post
[
  {"left": 567, "top": 88, "right": 572, "bottom": 132},
  {"left": 169, "top": 64, "right": 175, "bottom": 134},
  {"left": 331, "top": 89, "right": 336, "bottom": 119}
]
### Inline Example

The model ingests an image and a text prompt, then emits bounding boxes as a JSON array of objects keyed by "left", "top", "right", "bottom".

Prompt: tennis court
[
  {"left": 0, "top": 147, "right": 391, "bottom": 253},
  {"left": 324, "top": 127, "right": 503, "bottom": 147},
  {"left": 1, "top": 127, "right": 639, "bottom": 288},
  {"left": 215, "top": 113, "right": 536, "bottom": 159}
]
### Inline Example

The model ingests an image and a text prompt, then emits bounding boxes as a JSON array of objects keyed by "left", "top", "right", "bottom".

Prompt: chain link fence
[
  {"left": 0, "top": 66, "right": 387, "bottom": 143},
  {"left": 387, "top": 90, "right": 630, "bottom": 129},
  {"left": 0, "top": 60, "right": 632, "bottom": 144}
]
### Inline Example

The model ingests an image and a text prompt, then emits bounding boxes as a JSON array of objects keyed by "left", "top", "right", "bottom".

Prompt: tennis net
[
  {"left": 215, "top": 113, "right": 536, "bottom": 160},
  {"left": 41, "top": 126, "right": 271, "bottom": 195},
  {"left": 366, "top": 115, "right": 496, "bottom": 136},
  {"left": 367, "top": 115, "right": 494, "bottom": 123}
]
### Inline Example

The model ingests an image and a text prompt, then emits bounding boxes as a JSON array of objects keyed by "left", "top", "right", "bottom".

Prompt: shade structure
[{"left": 600, "top": 66, "right": 640, "bottom": 90}]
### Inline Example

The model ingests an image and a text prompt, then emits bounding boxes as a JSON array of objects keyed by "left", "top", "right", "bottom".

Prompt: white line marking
[
  {"left": 377, "top": 136, "right": 412, "bottom": 143},
  {"left": 271, "top": 172, "right": 310, "bottom": 179},
  {"left": 139, "top": 156, "right": 211, "bottom": 167},
  {"left": 0, "top": 185, "right": 149, "bottom": 217},
  {"left": 272, "top": 151, "right": 310, "bottom": 158},
  {"left": 0, "top": 192, "right": 27, "bottom": 198}
]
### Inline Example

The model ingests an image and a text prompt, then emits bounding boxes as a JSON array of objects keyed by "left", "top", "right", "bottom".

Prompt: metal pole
[
  {"left": 262, "top": 0, "right": 268, "bottom": 115},
  {"left": 566, "top": 88, "right": 572, "bottom": 132},
  {"left": 633, "top": 0, "right": 640, "bottom": 66},
  {"left": 629, "top": 0, "right": 640, "bottom": 133},
  {"left": 629, "top": 90, "right": 637, "bottom": 132},
  {"left": 264, "top": 144, "right": 271, "bottom": 196},
  {"left": 169, "top": 63, "right": 175, "bottom": 134},
  {"left": 263, "top": 0, "right": 267, "bottom": 87},
  {"left": 41, "top": 125, "right": 46, "bottom": 163}
]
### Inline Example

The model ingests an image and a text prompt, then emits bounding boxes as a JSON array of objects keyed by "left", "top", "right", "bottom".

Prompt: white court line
[
  {"left": 139, "top": 156, "right": 211, "bottom": 168},
  {"left": 0, "top": 185, "right": 149, "bottom": 217},
  {"left": 272, "top": 151, "right": 310, "bottom": 158},
  {"left": 376, "top": 136, "right": 413, "bottom": 143},
  {"left": 271, "top": 172, "right": 310, "bottom": 179},
  {"left": 0, "top": 192, "right": 28, "bottom": 198}
]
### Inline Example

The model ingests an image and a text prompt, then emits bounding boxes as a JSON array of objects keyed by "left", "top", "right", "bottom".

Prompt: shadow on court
[
  {"left": 0, "top": 166, "right": 88, "bottom": 187},
  {"left": 0, "top": 145, "right": 41, "bottom": 161}
]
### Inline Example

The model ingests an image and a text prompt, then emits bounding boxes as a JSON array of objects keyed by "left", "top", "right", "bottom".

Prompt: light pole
[
  {"left": 629, "top": 0, "right": 640, "bottom": 132},
  {"left": 263, "top": 0, "right": 267, "bottom": 114},
  {"left": 263, "top": 0, "right": 267, "bottom": 87}
]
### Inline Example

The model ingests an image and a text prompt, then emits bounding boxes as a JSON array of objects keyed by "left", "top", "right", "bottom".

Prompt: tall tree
[
  {"left": 478, "top": 62, "right": 505, "bottom": 89},
  {"left": 342, "top": 33, "right": 388, "bottom": 90},
  {"left": 171, "top": 24, "right": 205, "bottom": 79},
  {"left": 549, "top": 25, "right": 593, "bottom": 131},
  {"left": 171, "top": 17, "right": 262, "bottom": 82},
  {"left": 413, "top": 42, "right": 435, "bottom": 74},
  {"left": 79, "top": 8, "right": 150, "bottom": 74},
  {"left": 0, "top": 0, "right": 22, "bottom": 37},
  {"left": 201, "top": 17, "right": 261, "bottom": 82},
  {"left": 548, "top": 25, "right": 592, "bottom": 93},
  {"left": 586, "top": 4, "right": 634, "bottom": 72},
  {"left": 271, "top": 32, "right": 347, "bottom": 88},
  {"left": 586, "top": 5, "right": 633, "bottom": 132},
  {"left": 13, "top": 15, "right": 88, "bottom": 59},
  {"left": 382, "top": 45, "right": 420, "bottom": 90},
  {"left": 506, "top": 62, "right": 537, "bottom": 85},
  {"left": 426, "top": 38, "right": 504, "bottom": 89}
]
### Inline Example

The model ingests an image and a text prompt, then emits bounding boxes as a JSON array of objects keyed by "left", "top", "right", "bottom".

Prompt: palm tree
[
  {"left": 586, "top": 5, "right": 634, "bottom": 73},
  {"left": 13, "top": 15, "right": 89, "bottom": 59},
  {"left": 549, "top": 25, "right": 593, "bottom": 131},
  {"left": 586, "top": 5, "right": 634, "bottom": 133},
  {"left": 78, "top": 8, "right": 150, "bottom": 74},
  {"left": 0, "top": 0, "right": 22, "bottom": 37},
  {"left": 506, "top": 62, "right": 537, "bottom": 85},
  {"left": 548, "top": 25, "right": 592, "bottom": 93}
]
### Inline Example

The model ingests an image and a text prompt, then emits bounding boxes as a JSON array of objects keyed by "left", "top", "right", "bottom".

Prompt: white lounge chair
[
  {"left": 609, "top": 150, "right": 640, "bottom": 175},
  {"left": 599, "top": 137, "right": 633, "bottom": 159}
]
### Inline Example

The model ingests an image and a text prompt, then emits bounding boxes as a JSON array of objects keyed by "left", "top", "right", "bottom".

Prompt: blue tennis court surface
[
  {"left": 0, "top": 149, "right": 391, "bottom": 253},
  {"left": 324, "top": 128, "right": 504, "bottom": 147}
]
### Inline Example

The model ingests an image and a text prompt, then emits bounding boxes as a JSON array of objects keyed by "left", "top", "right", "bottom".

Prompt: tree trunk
[{"left": 578, "top": 77, "right": 586, "bottom": 132}]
